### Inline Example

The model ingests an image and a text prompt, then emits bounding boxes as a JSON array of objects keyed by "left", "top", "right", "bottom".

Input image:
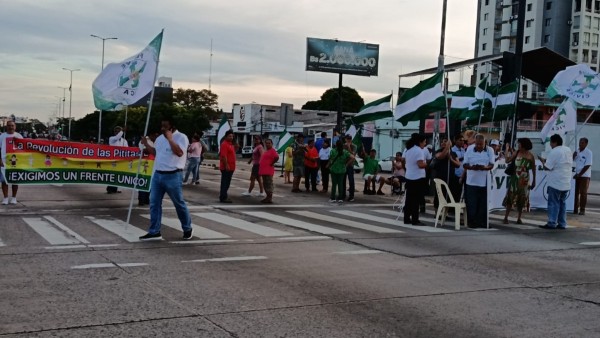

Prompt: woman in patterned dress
[{"left": 503, "top": 138, "right": 536, "bottom": 224}]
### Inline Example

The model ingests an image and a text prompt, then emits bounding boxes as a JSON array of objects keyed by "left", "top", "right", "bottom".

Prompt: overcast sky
[{"left": 0, "top": 0, "right": 477, "bottom": 123}]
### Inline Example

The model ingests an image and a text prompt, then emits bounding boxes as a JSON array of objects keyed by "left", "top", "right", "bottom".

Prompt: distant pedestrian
[
  {"left": 318, "top": 140, "right": 331, "bottom": 192},
  {"left": 259, "top": 139, "right": 279, "bottom": 204},
  {"left": 342, "top": 134, "right": 357, "bottom": 202},
  {"left": 139, "top": 117, "right": 192, "bottom": 241},
  {"left": 539, "top": 134, "right": 573, "bottom": 229},
  {"left": 384, "top": 152, "right": 405, "bottom": 195},
  {"left": 0, "top": 121, "right": 23, "bottom": 205},
  {"left": 304, "top": 139, "right": 319, "bottom": 192},
  {"left": 463, "top": 134, "right": 495, "bottom": 228},
  {"left": 183, "top": 134, "right": 202, "bottom": 185},
  {"left": 106, "top": 126, "right": 128, "bottom": 194},
  {"left": 502, "top": 138, "right": 536, "bottom": 224},
  {"left": 361, "top": 149, "right": 385, "bottom": 195},
  {"left": 291, "top": 134, "right": 306, "bottom": 193},
  {"left": 328, "top": 140, "right": 354, "bottom": 203},
  {"left": 219, "top": 130, "right": 236, "bottom": 203},
  {"left": 573, "top": 137, "right": 592, "bottom": 215},
  {"left": 242, "top": 135, "right": 265, "bottom": 197},
  {"left": 450, "top": 134, "right": 466, "bottom": 202},
  {"left": 284, "top": 145, "right": 293, "bottom": 184}
]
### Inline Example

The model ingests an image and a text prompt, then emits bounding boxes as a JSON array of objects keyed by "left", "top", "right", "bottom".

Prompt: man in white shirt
[
  {"left": 463, "top": 134, "right": 495, "bottom": 228},
  {"left": 539, "top": 134, "right": 573, "bottom": 229},
  {"left": 106, "top": 126, "right": 129, "bottom": 194},
  {"left": 0, "top": 121, "right": 24, "bottom": 205},
  {"left": 138, "top": 117, "right": 192, "bottom": 241},
  {"left": 573, "top": 137, "right": 593, "bottom": 215}
]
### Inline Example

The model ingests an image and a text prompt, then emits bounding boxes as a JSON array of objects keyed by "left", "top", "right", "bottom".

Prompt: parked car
[
  {"left": 241, "top": 146, "right": 253, "bottom": 157},
  {"left": 378, "top": 156, "right": 395, "bottom": 173}
]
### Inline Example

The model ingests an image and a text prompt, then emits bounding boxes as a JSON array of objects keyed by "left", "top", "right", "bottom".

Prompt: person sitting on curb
[{"left": 361, "top": 148, "right": 385, "bottom": 195}]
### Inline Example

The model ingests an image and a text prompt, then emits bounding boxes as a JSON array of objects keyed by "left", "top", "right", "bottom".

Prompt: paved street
[{"left": 2, "top": 162, "right": 600, "bottom": 337}]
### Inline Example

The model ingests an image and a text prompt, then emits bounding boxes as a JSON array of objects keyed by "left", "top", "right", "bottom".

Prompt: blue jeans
[
  {"left": 148, "top": 171, "right": 191, "bottom": 234},
  {"left": 183, "top": 157, "right": 200, "bottom": 183},
  {"left": 341, "top": 166, "right": 355, "bottom": 199},
  {"left": 465, "top": 184, "right": 487, "bottom": 227},
  {"left": 547, "top": 186, "right": 568, "bottom": 228},
  {"left": 220, "top": 170, "right": 234, "bottom": 201}
]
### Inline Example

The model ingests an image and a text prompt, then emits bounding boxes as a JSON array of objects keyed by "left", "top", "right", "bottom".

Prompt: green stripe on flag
[
  {"left": 350, "top": 94, "right": 393, "bottom": 124},
  {"left": 276, "top": 130, "right": 294, "bottom": 153},
  {"left": 394, "top": 72, "right": 446, "bottom": 126}
]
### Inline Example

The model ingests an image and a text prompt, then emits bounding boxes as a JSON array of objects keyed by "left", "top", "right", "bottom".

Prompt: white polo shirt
[
  {"left": 574, "top": 147, "right": 593, "bottom": 178},
  {"left": 545, "top": 145, "right": 573, "bottom": 191},
  {"left": 404, "top": 146, "right": 426, "bottom": 180},
  {"left": 464, "top": 144, "right": 495, "bottom": 187},
  {"left": 153, "top": 130, "right": 189, "bottom": 171}
]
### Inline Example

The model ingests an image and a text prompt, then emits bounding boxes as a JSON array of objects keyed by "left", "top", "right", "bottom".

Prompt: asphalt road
[{"left": 2, "top": 162, "right": 600, "bottom": 337}]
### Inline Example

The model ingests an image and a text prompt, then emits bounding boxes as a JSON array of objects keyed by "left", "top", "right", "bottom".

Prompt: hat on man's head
[{"left": 490, "top": 139, "right": 500, "bottom": 146}]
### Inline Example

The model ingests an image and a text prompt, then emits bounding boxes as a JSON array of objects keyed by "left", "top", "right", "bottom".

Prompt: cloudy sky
[{"left": 0, "top": 0, "right": 477, "bottom": 123}]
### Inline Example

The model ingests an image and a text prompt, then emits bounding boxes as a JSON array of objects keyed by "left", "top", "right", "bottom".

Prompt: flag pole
[
  {"left": 390, "top": 90, "right": 395, "bottom": 156},
  {"left": 477, "top": 71, "right": 489, "bottom": 132},
  {"left": 488, "top": 86, "right": 500, "bottom": 135},
  {"left": 433, "top": 0, "right": 448, "bottom": 151},
  {"left": 126, "top": 29, "right": 164, "bottom": 225},
  {"left": 123, "top": 105, "right": 128, "bottom": 139},
  {"left": 567, "top": 105, "right": 597, "bottom": 147}
]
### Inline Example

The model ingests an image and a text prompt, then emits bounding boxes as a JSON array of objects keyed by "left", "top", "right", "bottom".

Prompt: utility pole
[
  {"left": 62, "top": 68, "right": 80, "bottom": 140},
  {"left": 91, "top": 34, "right": 118, "bottom": 142},
  {"left": 433, "top": 0, "right": 448, "bottom": 150}
]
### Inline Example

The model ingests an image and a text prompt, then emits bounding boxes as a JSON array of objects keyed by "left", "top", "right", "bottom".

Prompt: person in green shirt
[
  {"left": 327, "top": 140, "right": 355, "bottom": 203},
  {"left": 361, "top": 149, "right": 385, "bottom": 195}
]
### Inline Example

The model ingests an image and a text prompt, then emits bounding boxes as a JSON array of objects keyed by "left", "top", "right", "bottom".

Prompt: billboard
[{"left": 306, "top": 38, "right": 379, "bottom": 76}]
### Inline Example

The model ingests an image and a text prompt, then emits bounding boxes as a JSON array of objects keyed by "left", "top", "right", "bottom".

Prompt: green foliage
[
  {"left": 69, "top": 88, "right": 219, "bottom": 142},
  {"left": 301, "top": 86, "right": 364, "bottom": 113}
]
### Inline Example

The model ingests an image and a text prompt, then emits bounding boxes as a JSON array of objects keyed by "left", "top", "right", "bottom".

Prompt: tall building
[
  {"left": 474, "top": 0, "right": 574, "bottom": 96},
  {"left": 569, "top": 0, "right": 600, "bottom": 71}
]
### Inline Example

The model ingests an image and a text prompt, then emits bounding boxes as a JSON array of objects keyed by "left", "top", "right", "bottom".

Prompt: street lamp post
[
  {"left": 91, "top": 34, "right": 118, "bottom": 143},
  {"left": 62, "top": 68, "right": 80, "bottom": 140},
  {"left": 57, "top": 86, "right": 68, "bottom": 119}
]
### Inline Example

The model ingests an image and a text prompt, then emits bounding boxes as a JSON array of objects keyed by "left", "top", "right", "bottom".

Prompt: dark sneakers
[
  {"left": 183, "top": 229, "right": 193, "bottom": 240},
  {"left": 139, "top": 232, "right": 162, "bottom": 241}
]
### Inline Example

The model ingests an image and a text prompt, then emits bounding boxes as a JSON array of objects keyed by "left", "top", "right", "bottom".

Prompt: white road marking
[
  {"left": 43, "top": 216, "right": 90, "bottom": 243},
  {"left": 45, "top": 245, "right": 87, "bottom": 250},
  {"left": 487, "top": 214, "right": 546, "bottom": 226},
  {"left": 278, "top": 236, "right": 331, "bottom": 241},
  {"left": 347, "top": 210, "right": 453, "bottom": 233},
  {"left": 334, "top": 250, "right": 383, "bottom": 255},
  {"left": 243, "top": 211, "right": 350, "bottom": 235},
  {"left": 85, "top": 216, "right": 147, "bottom": 242},
  {"left": 182, "top": 256, "right": 267, "bottom": 263},
  {"left": 117, "top": 263, "right": 149, "bottom": 268},
  {"left": 209, "top": 203, "right": 395, "bottom": 209},
  {"left": 0, "top": 237, "right": 5, "bottom": 247},
  {"left": 287, "top": 210, "right": 403, "bottom": 234},
  {"left": 170, "top": 239, "right": 239, "bottom": 244},
  {"left": 193, "top": 212, "right": 292, "bottom": 237},
  {"left": 141, "top": 214, "right": 230, "bottom": 239},
  {"left": 23, "top": 217, "right": 82, "bottom": 245},
  {"left": 580, "top": 242, "right": 600, "bottom": 246},
  {"left": 71, "top": 262, "right": 148, "bottom": 269}
]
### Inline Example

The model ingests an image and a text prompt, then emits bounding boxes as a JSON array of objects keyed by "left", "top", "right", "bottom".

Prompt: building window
[
  {"left": 522, "top": 84, "right": 528, "bottom": 94},
  {"left": 573, "top": 32, "right": 580, "bottom": 45},
  {"left": 482, "top": 43, "right": 487, "bottom": 51},
  {"left": 485, "top": 0, "right": 489, "bottom": 5},
  {"left": 593, "top": 33, "right": 599, "bottom": 47},
  {"left": 484, "top": 13, "right": 489, "bottom": 21},
  {"left": 546, "top": 2, "right": 552, "bottom": 10},
  {"left": 544, "top": 35, "right": 550, "bottom": 43},
  {"left": 584, "top": 32, "right": 591, "bottom": 45},
  {"left": 480, "top": 73, "right": 485, "bottom": 80},
  {"left": 585, "top": 15, "right": 592, "bottom": 28},
  {"left": 545, "top": 18, "right": 552, "bottom": 26},
  {"left": 525, "top": 36, "right": 530, "bottom": 44},
  {"left": 483, "top": 28, "right": 488, "bottom": 35},
  {"left": 574, "top": 15, "right": 581, "bottom": 29},
  {"left": 594, "top": 17, "right": 600, "bottom": 29},
  {"left": 526, "top": 19, "right": 534, "bottom": 28},
  {"left": 527, "top": 3, "right": 532, "bottom": 11}
]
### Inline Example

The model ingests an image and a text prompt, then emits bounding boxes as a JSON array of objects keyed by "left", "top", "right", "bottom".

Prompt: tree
[{"left": 301, "top": 86, "right": 364, "bottom": 113}]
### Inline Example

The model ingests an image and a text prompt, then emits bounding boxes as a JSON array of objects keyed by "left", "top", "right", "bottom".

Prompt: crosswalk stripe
[
  {"left": 373, "top": 209, "right": 470, "bottom": 231},
  {"left": 243, "top": 211, "right": 350, "bottom": 235},
  {"left": 85, "top": 216, "right": 146, "bottom": 242},
  {"left": 287, "top": 211, "right": 403, "bottom": 234},
  {"left": 193, "top": 212, "right": 292, "bottom": 237},
  {"left": 140, "top": 214, "right": 230, "bottom": 239},
  {"left": 23, "top": 217, "right": 82, "bottom": 245},
  {"left": 0, "top": 237, "right": 5, "bottom": 247},
  {"left": 335, "top": 210, "right": 452, "bottom": 233},
  {"left": 43, "top": 216, "right": 90, "bottom": 243},
  {"left": 182, "top": 256, "right": 267, "bottom": 263}
]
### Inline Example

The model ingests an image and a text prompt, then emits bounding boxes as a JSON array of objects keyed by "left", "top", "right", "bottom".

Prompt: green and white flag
[
  {"left": 540, "top": 98, "right": 577, "bottom": 143},
  {"left": 350, "top": 94, "right": 393, "bottom": 124},
  {"left": 217, "top": 115, "right": 231, "bottom": 151},
  {"left": 394, "top": 72, "right": 446, "bottom": 126},
  {"left": 475, "top": 75, "right": 495, "bottom": 106},
  {"left": 547, "top": 64, "right": 600, "bottom": 107},
  {"left": 490, "top": 81, "right": 518, "bottom": 120},
  {"left": 276, "top": 130, "right": 294, "bottom": 153},
  {"left": 449, "top": 86, "right": 478, "bottom": 120},
  {"left": 92, "top": 31, "right": 163, "bottom": 110}
]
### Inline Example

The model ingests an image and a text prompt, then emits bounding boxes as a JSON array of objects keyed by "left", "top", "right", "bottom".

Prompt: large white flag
[
  {"left": 217, "top": 115, "right": 231, "bottom": 151},
  {"left": 547, "top": 64, "right": 600, "bottom": 107},
  {"left": 276, "top": 130, "right": 293, "bottom": 153},
  {"left": 540, "top": 98, "right": 578, "bottom": 143},
  {"left": 92, "top": 32, "right": 163, "bottom": 110}
]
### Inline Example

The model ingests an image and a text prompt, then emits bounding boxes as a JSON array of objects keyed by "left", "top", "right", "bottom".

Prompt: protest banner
[
  {"left": 5, "top": 139, "right": 154, "bottom": 191},
  {"left": 488, "top": 159, "right": 575, "bottom": 212}
]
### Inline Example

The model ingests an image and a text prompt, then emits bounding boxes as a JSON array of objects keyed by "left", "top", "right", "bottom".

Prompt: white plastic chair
[
  {"left": 433, "top": 178, "right": 467, "bottom": 230},
  {"left": 393, "top": 192, "right": 406, "bottom": 220}
]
